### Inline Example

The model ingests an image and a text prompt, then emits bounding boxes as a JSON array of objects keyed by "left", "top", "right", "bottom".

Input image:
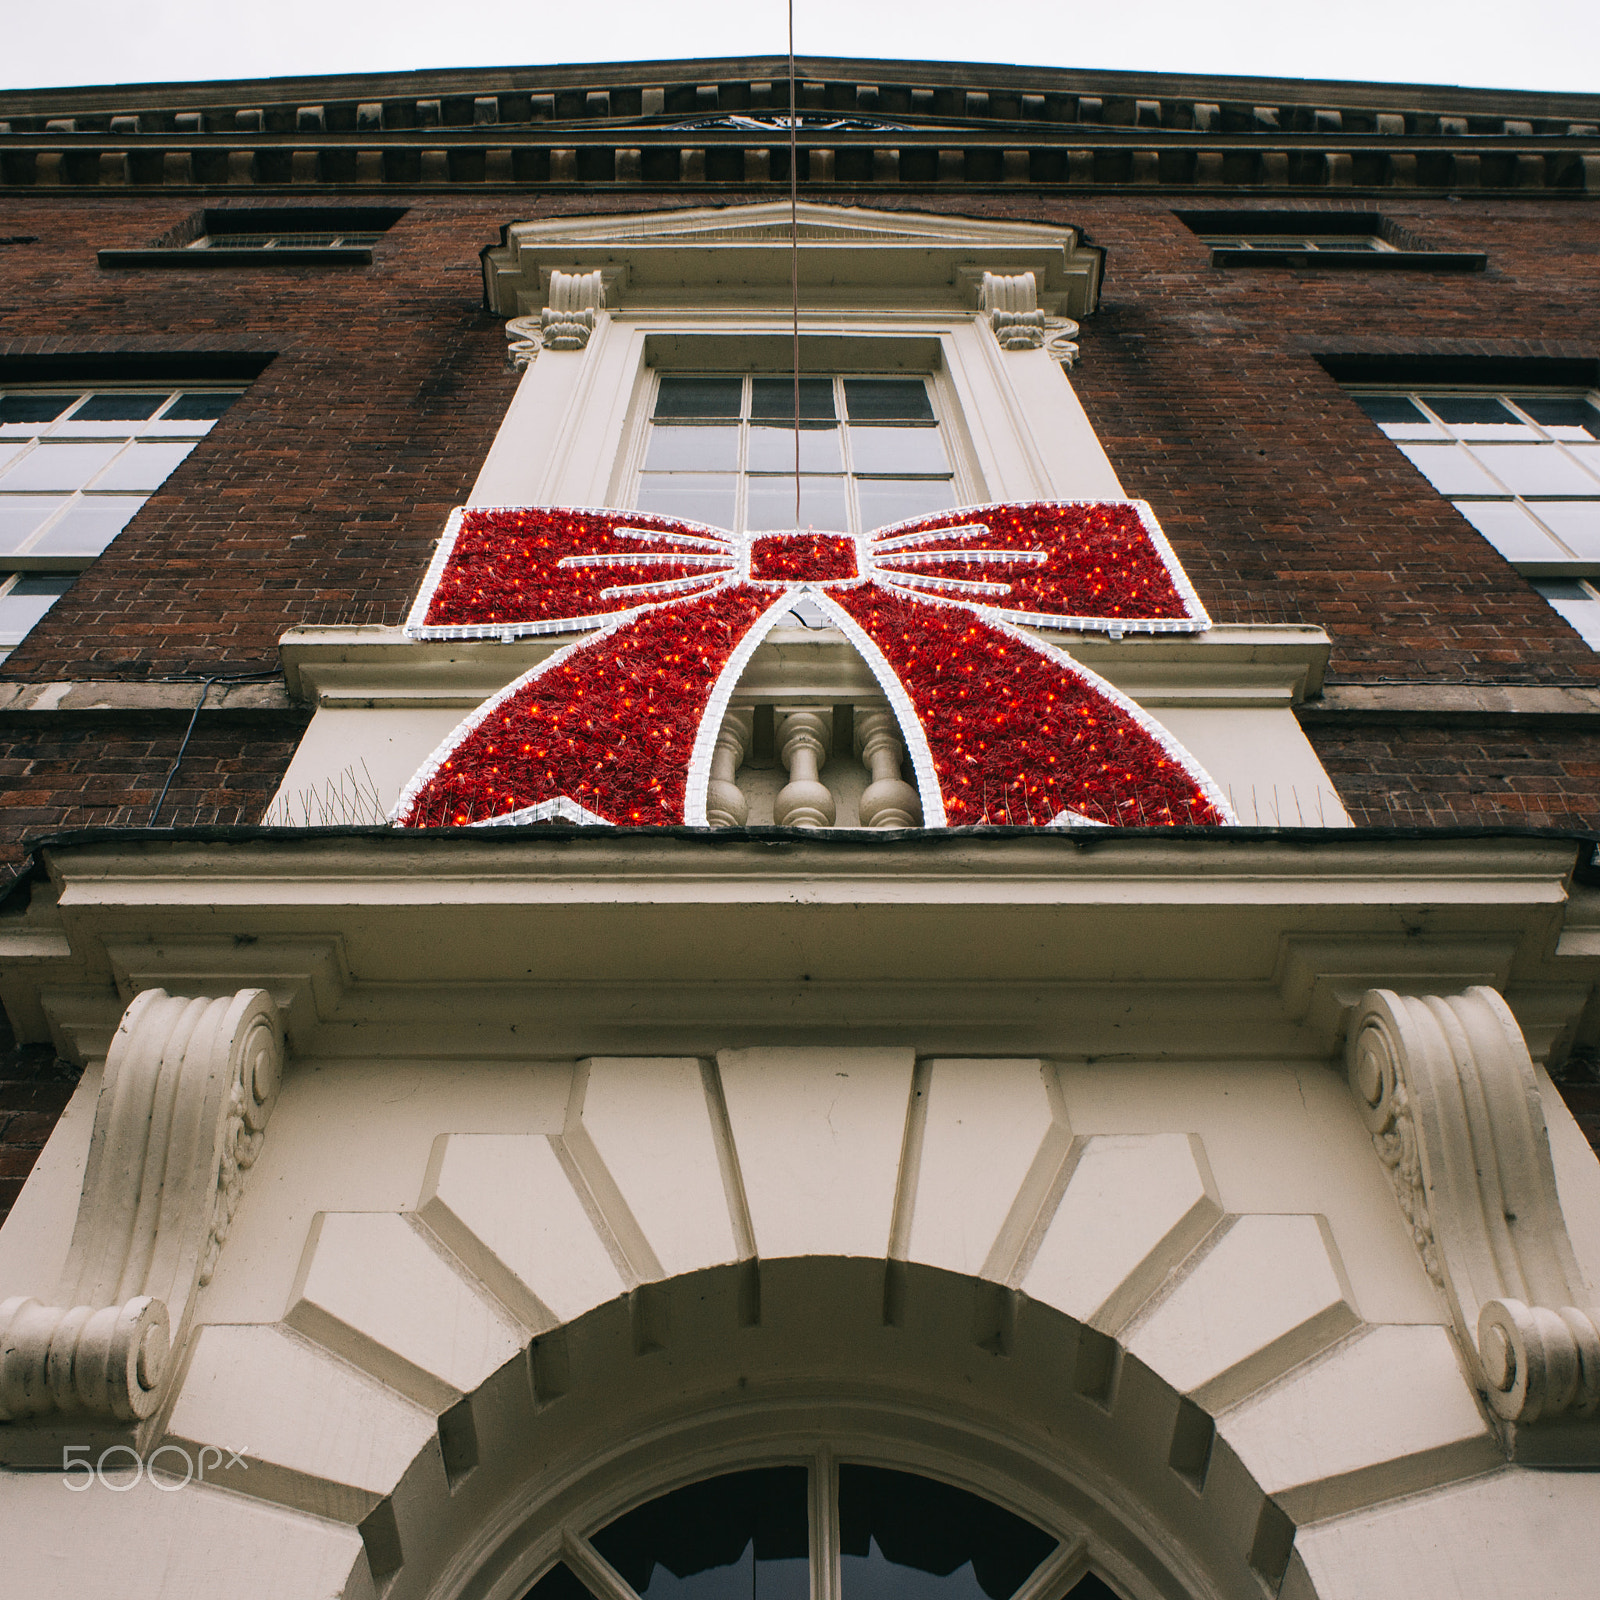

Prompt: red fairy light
[{"left": 395, "top": 502, "right": 1228, "bottom": 830}]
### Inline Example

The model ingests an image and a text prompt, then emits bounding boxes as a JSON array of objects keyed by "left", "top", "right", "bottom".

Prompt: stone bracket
[
  {"left": 1347, "top": 987, "right": 1600, "bottom": 1460},
  {"left": 0, "top": 988, "right": 284, "bottom": 1450},
  {"left": 507, "top": 267, "right": 606, "bottom": 366}
]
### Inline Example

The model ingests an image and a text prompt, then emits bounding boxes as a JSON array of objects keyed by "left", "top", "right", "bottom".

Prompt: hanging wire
[{"left": 788, "top": 0, "right": 801, "bottom": 526}]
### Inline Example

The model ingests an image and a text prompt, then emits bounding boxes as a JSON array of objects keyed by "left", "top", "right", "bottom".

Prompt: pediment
[{"left": 482, "top": 201, "right": 1103, "bottom": 317}]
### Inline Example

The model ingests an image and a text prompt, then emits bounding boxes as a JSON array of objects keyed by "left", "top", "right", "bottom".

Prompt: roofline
[{"left": 4, "top": 54, "right": 1600, "bottom": 122}]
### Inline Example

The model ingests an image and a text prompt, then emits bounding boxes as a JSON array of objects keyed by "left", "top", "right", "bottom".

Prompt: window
[
  {"left": 1352, "top": 389, "right": 1600, "bottom": 566},
  {"left": 97, "top": 206, "right": 405, "bottom": 269},
  {"left": 523, "top": 1464, "right": 1123, "bottom": 1600},
  {"left": 0, "top": 385, "right": 240, "bottom": 651},
  {"left": 634, "top": 374, "right": 957, "bottom": 533},
  {"left": 188, "top": 228, "right": 384, "bottom": 251},
  {"left": 1203, "top": 231, "right": 1397, "bottom": 253},
  {"left": 1177, "top": 210, "right": 1484, "bottom": 271}
]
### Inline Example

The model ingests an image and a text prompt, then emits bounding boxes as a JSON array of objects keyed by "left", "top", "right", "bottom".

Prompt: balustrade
[{"left": 706, "top": 703, "right": 919, "bottom": 830}]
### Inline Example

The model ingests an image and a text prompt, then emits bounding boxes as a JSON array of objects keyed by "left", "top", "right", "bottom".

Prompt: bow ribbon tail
[
  {"left": 393, "top": 585, "right": 776, "bottom": 828},
  {"left": 830, "top": 583, "right": 1233, "bottom": 829}
]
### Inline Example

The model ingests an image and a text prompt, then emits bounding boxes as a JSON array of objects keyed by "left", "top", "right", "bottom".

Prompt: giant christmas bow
[{"left": 391, "top": 501, "right": 1234, "bottom": 829}]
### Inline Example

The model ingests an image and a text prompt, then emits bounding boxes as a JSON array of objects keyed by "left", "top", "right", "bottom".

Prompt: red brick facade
[{"left": 1, "top": 66, "right": 1599, "bottom": 1202}]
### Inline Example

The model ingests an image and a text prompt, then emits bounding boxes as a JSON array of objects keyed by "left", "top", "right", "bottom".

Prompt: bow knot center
[{"left": 748, "top": 533, "right": 859, "bottom": 584}]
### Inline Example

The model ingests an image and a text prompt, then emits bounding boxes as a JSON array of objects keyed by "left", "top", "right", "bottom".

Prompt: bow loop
[{"left": 394, "top": 501, "right": 1231, "bottom": 830}]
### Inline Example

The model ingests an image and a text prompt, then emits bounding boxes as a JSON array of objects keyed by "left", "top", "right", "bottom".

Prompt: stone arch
[{"left": 153, "top": 1049, "right": 1501, "bottom": 1600}]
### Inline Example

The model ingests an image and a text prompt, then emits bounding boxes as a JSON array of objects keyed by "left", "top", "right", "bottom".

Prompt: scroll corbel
[
  {"left": 1347, "top": 987, "right": 1600, "bottom": 1458},
  {"left": 0, "top": 988, "right": 283, "bottom": 1450}
]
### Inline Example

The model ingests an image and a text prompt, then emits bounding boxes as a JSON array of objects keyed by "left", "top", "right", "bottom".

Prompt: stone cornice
[{"left": 2, "top": 56, "right": 1595, "bottom": 199}]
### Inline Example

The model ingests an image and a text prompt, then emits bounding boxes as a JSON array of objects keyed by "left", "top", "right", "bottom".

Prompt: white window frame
[
  {"left": 1351, "top": 385, "right": 1600, "bottom": 571},
  {"left": 0, "top": 382, "right": 243, "bottom": 652},
  {"left": 470, "top": 308, "right": 1124, "bottom": 513}
]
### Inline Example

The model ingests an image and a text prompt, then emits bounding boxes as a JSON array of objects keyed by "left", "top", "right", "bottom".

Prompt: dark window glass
[
  {"left": 844, "top": 380, "right": 935, "bottom": 424},
  {"left": 0, "top": 395, "right": 72, "bottom": 424},
  {"left": 1534, "top": 579, "right": 1592, "bottom": 601},
  {"left": 163, "top": 392, "right": 239, "bottom": 421},
  {"left": 1355, "top": 395, "right": 1425, "bottom": 426},
  {"left": 751, "top": 377, "right": 836, "bottom": 422},
  {"left": 838, "top": 1466, "right": 1056, "bottom": 1600},
  {"left": 592, "top": 1468, "right": 809, "bottom": 1600},
  {"left": 1427, "top": 395, "right": 1519, "bottom": 427},
  {"left": 521, "top": 1563, "right": 598, "bottom": 1600},
  {"left": 1065, "top": 1578, "right": 1125, "bottom": 1600},
  {"left": 1521, "top": 398, "right": 1600, "bottom": 439},
  {"left": 72, "top": 393, "right": 165, "bottom": 421},
  {"left": 655, "top": 377, "right": 743, "bottom": 421}
]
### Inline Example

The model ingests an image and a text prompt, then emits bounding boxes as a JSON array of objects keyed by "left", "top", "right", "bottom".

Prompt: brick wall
[
  {"left": 0, "top": 710, "right": 310, "bottom": 888},
  {"left": 1, "top": 189, "right": 1599, "bottom": 862},
  {"left": 1302, "top": 718, "right": 1600, "bottom": 828},
  {"left": 0, "top": 1007, "right": 82, "bottom": 1227}
]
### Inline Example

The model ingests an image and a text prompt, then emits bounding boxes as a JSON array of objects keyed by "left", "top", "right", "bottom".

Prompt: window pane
[
  {"left": 590, "top": 1467, "right": 809, "bottom": 1600},
  {"left": 519, "top": 1564, "right": 596, "bottom": 1600},
  {"left": 1533, "top": 502, "right": 1600, "bottom": 559},
  {"left": 844, "top": 380, "right": 935, "bottom": 424},
  {"left": 838, "top": 1465, "right": 1056, "bottom": 1600},
  {"left": 71, "top": 393, "right": 165, "bottom": 421},
  {"left": 0, "top": 574, "right": 74, "bottom": 641},
  {"left": 655, "top": 377, "right": 743, "bottom": 420},
  {"left": 89, "top": 441, "right": 196, "bottom": 493},
  {"left": 0, "top": 441, "right": 125, "bottom": 491},
  {"left": 1520, "top": 398, "right": 1600, "bottom": 440},
  {"left": 636, "top": 473, "right": 738, "bottom": 528},
  {"left": 0, "top": 496, "right": 67, "bottom": 553},
  {"left": 31, "top": 495, "right": 145, "bottom": 554},
  {"left": 645, "top": 426, "right": 740, "bottom": 472},
  {"left": 849, "top": 426, "right": 949, "bottom": 475},
  {"left": 747, "top": 476, "right": 850, "bottom": 531},
  {"left": 1355, "top": 396, "right": 1426, "bottom": 425},
  {"left": 1398, "top": 444, "right": 1501, "bottom": 495},
  {"left": 0, "top": 442, "right": 25, "bottom": 473},
  {"left": 163, "top": 392, "right": 239, "bottom": 421},
  {"left": 1453, "top": 500, "right": 1564, "bottom": 561},
  {"left": 1423, "top": 395, "right": 1538, "bottom": 439},
  {"left": 858, "top": 479, "right": 959, "bottom": 527},
  {"left": 748, "top": 425, "right": 843, "bottom": 473},
  {"left": 0, "top": 394, "right": 73, "bottom": 425},
  {"left": 1533, "top": 583, "right": 1600, "bottom": 649},
  {"left": 751, "top": 377, "right": 836, "bottom": 422},
  {"left": 1466, "top": 444, "right": 1600, "bottom": 496}
]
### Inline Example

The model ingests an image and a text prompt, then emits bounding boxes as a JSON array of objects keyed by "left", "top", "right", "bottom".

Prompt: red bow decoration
[{"left": 392, "top": 501, "right": 1234, "bottom": 829}]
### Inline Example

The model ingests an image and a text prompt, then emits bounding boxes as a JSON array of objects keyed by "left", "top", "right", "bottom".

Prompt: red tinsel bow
[{"left": 392, "top": 501, "right": 1234, "bottom": 830}]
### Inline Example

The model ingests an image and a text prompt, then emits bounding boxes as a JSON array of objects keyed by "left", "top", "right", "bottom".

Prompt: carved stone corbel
[
  {"left": 1348, "top": 987, "right": 1600, "bottom": 1457},
  {"left": 979, "top": 270, "right": 1046, "bottom": 350},
  {"left": 0, "top": 988, "right": 282, "bottom": 1442},
  {"left": 505, "top": 267, "right": 607, "bottom": 367}
]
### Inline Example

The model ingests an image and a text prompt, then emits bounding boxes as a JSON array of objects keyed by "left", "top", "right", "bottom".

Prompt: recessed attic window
[
  {"left": 1175, "top": 211, "right": 1485, "bottom": 270},
  {"left": 98, "top": 207, "right": 407, "bottom": 268}
]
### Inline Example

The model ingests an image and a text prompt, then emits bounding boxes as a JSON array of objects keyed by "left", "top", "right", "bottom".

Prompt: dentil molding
[
  {"left": 0, "top": 988, "right": 282, "bottom": 1449},
  {"left": 1347, "top": 987, "right": 1600, "bottom": 1461}
]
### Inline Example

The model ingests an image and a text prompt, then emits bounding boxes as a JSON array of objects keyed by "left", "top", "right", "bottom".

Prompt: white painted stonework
[{"left": 2, "top": 833, "right": 1600, "bottom": 1598}]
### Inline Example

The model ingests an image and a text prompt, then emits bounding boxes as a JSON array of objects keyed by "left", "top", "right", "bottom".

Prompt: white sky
[{"left": 3, "top": 0, "right": 1598, "bottom": 97}]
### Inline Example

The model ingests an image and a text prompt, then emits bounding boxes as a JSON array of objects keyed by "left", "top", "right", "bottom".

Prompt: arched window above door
[{"left": 523, "top": 1463, "right": 1126, "bottom": 1600}]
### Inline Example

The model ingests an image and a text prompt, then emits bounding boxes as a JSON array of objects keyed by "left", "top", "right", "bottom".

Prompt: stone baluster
[
  {"left": 705, "top": 709, "right": 753, "bottom": 828},
  {"left": 774, "top": 711, "right": 836, "bottom": 828},
  {"left": 856, "top": 710, "right": 922, "bottom": 828}
]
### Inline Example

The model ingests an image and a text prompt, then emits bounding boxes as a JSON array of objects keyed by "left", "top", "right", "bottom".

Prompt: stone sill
[
  {"left": 97, "top": 247, "right": 373, "bottom": 267},
  {"left": 1209, "top": 248, "right": 1485, "bottom": 270},
  {"left": 276, "top": 622, "right": 1333, "bottom": 712}
]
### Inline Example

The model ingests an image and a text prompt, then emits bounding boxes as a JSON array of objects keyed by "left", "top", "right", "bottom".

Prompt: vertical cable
[{"left": 788, "top": 0, "right": 801, "bottom": 526}]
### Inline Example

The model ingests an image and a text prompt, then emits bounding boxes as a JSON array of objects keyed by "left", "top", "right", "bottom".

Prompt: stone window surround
[{"left": 262, "top": 202, "right": 1349, "bottom": 828}]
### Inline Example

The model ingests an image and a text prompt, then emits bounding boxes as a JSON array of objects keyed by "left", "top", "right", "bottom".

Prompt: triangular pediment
[{"left": 484, "top": 201, "right": 1102, "bottom": 317}]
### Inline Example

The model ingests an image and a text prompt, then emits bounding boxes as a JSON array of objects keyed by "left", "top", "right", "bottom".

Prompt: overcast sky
[{"left": 4, "top": 0, "right": 1598, "bottom": 96}]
